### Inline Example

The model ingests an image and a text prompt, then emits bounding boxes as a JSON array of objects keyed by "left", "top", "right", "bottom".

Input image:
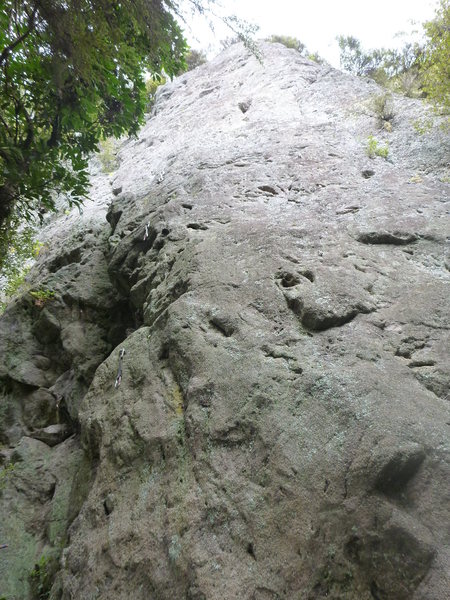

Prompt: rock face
[{"left": 0, "top": 42, "right": 449, "bottom": 600}]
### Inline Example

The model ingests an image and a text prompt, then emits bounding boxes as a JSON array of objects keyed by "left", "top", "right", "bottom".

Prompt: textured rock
[{"left": 0, "top": 42, "right": 449, "bottom": 600}]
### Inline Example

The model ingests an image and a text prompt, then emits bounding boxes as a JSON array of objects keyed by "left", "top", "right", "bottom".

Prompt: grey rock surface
[{"left": 0, "top": 42, "right": 449, "bottom": 600}]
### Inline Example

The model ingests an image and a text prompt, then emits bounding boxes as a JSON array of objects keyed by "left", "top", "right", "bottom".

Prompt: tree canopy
[
  {"left": 337, "top": 0, "right": 449, "bottom": 108},
  {"left": 0, "top": 0, "right": 190, "bottom": 263},
  {"left": 422, "top": 0, "right": 450, "bottom": 114},
  {"left": 337, "top": 35, "right": 425, "bottom": 97}
]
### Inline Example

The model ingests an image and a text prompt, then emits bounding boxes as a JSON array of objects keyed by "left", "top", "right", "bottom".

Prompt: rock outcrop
[{"left": 0, "top": 42, "right": 449, "bottom": 600}]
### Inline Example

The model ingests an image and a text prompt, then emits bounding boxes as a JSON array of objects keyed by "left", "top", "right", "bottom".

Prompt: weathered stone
[
  {"left": 30, "top": 423, "right": 71, "bottom": 447},
  {"left": 22, "top": 387, "right": 57, "bottom": 429},
  {"left": 0, "top": 41, "right": 449, "bottom": 600}
]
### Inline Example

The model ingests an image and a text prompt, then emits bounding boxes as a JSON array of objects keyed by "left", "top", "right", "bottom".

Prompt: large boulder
[{"left": 0, "top": 42, "right": 448, "bottom": 600}]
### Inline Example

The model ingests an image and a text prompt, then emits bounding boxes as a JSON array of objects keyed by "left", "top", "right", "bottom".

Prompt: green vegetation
[
  {"left": 30, "top": 553, "right": 57, "bottom": 600},
  {"left": 268, "top": 35, "right": 307, "bottom": 53},
  {"left": 145, "top": 74, "right": 167, "bottom": 114},
  {"left": 366, "top": 135, "right": 389, "bottom": 159},
  {"left": 0, "top": 1, "right": 189, "bottom": 250},
  {"left": 267, "top": 35, "right": 326, "bottom": 64},
  {"left": 337, "top": 35, "right": 424, "bottom": 97},
  {"left": 0, "top": 225, "right": 39, "bottom": 313},
  {"left": 337, "top": 1, "right": 449, "bottom": 116},
  {"left": 421, "top": 0, "right": 450, "bottom": 115},
  {"left": 0, "top": 462, "right": 15, "bottom": 491},
  {"left": 0, "top": 2, "right": 258, "bottom": 266},
  {"left": 184, "top": 48, "right": 208, "bottom": 71},
  {"left": 29, "top": 288, "right": 55, "bottom": 307},
  {"left": 97, "top": 138, "right": 119, "bottom": 175},
  {"left": 371, "top": 93, "right": 395, "bottom": 129}
]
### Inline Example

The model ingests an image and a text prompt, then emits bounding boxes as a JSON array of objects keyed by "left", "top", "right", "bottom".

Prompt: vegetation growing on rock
[{"left": 337, "top": 0, "right": 450, "bottom": 114}]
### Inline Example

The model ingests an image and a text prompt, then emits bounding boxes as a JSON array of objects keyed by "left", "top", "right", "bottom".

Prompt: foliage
[
  {"left": 366, "top": 135, "right": 389, "bottom": 159},
  {"left": 29, "top": 288, "right": 55, "bottom": 306},
  {"left": 97, "top": 138, "right": 119, "bottom": 174},
  {"left": 30, "top": 554, "right": 57, "bottom": 600},
  {"left": 413, "top": 116, "right": 437, "bottom": 135},
  {"left": 145, "top": 74, "right": 167, "bottom": 113},
  {"left": 371, "top": 93, "right": 395, "bottom": 128},
  {"left": 220, "top": 14, "right": 260, "bottom": 60},
  {"left": 184, "top": 48, "right": 208, "bottom": 71},
  {"left": 421, "top": 0, "right": 450, "bottom": 114},
  {"left": 0, "top": 1, "right": 259, "bottom": 262},
  {"left": 0, "top": 224, "right": 37, "bottom": 312},
  {"left": 220, "top": 36, "right": 241, "bottom": 49},
  {"left": 337, "top": 35, "right": 378, "bottom": 76},
  {"left": 338, "top": 2, "right": 449, "bottom": 113},
  {"left": 0, "top": 0, "right": 190, "bottom": 259},
  {"left": 268, "top": 35, "right": 307, "bottom": 53},
  {"left": 337, "top": 35, "right": 425, "bottom": 97},
  {"left": 0, "top": 462, "right": 14, "bottom": 490},
  {"left": 307, "top": 52, "right": 328, "bottom": 65},
  {"left": 267, "top": 34, "right": 325, "bottom": 64}
]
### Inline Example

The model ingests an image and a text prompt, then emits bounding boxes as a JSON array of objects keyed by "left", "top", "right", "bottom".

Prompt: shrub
[
  {"left": 145, "top": 75, "right": 167, "bottom": 113},
  {"left": 268, "top": 35, "right": 307, "bottom": 53},
  {"left": 184, "top": 49, "right": 207, "bottom": 71},
  {"left": 421, "top": 0, "right": 450, "bottom": 115},
  {"left": 30, "top": 554, "right": 58, "bottom": 600},
  {"left": 371, "top": 93, "right": 395, "bottom": 128},
  {"left": 307, "top": 52, "right": 328, "bottom": 65},
  {"left": 0, "top": 463, "right": 15, "bottom": 491},
  {"left": 366, "top": 135, "right": 389, "bottom": 159},
  {"left": 267, "top": 35, "right": 325, "bottom": 64},
  {"left": 0, "top": 225, "right": 37, "bottom": 313},
  {"left": 29, "top": 289, "right": 55, "bottom": 307},
  {"left": 97, "top": 138, "right": 119, "bottom": 174},
  {"left": 337, "top": 35, "right": 425, "bottom": 97}
]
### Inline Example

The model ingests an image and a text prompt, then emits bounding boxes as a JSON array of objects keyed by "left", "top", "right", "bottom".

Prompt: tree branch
[{"left": 0, "top": 4, "right": 37, "bottom": 67}]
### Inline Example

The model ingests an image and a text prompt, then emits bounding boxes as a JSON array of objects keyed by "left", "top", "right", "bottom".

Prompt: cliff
[{"left": 0, "top": 42, "right": 449, "bottom": 600}]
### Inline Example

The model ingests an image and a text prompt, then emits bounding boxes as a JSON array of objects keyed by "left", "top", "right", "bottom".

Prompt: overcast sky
[{"left": 181, "top": 0, "right": 440, "bottom": 67}]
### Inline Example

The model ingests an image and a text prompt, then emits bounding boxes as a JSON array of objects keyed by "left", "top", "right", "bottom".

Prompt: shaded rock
[
  {"left": 22, "top": 387, "right": 57, "bottom": 429},
  {"left": 357, "top": 230, "right": 419, "bottom": 245},
  {"left": 30, "top": 424, "right": 71, "bottom": 447},
  {"left": 238, "top": 100, "right": 252, "bottom": 113},
  {"left": 31, "top": 308, "right": 61, "bottom": 343}
]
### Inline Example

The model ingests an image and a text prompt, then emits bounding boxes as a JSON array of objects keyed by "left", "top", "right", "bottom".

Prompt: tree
[
  {"left": 267, "top": 35, "right": 307, "bottom": 54},
  {"left": 337, "top": 35, "right": 425, "bottom": 97},
  {"left": 0, "top": 0, "right": 190, "bottom": 264},
  {"left": 0, "top": 1, "right": 259, "bottom": 267},
  {"left": 267, "top": 35, "right": 326, "bottom": 64},
  {"left": 421, "top": 0, "right": 450, "bottom": 114},
  {"left": 183, "top": 48, "right": 208, "bottom": 71}
]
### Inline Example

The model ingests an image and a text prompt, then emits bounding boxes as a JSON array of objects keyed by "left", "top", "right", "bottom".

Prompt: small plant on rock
[
  {"left": 0, "top": 463, "right": 15, "bottom": 491},
  {"left": 30, "top": 554, "right": 56, "bottom": 600},
  {"left": 366, "top": 135, "right": 389, "bottom": 159},
  {"left": 372, "top": 93, "right": 395, "bottom": 129},
  {"left": 29, "top": 289, "right": 55, "bottom": 308},
  {"left": 145, "top": 75, "right": 167, "bottom": 113}
]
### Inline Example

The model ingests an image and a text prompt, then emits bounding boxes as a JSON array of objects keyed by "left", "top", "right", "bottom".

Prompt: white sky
[{"left": 180, "top": 0, "right": 440, "bottom": 67}]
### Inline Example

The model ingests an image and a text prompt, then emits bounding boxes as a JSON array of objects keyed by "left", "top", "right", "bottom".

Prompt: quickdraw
[{"left": 115, "top": 348, "right": 126, "bottom": 388}]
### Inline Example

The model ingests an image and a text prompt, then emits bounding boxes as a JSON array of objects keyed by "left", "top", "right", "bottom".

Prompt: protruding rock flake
[{"left": 0, "top": 42, "right": 449, "bottom": 600}]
